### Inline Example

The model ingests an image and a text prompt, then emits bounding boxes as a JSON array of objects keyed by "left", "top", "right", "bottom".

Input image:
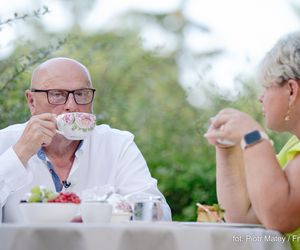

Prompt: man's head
[{"left": 26, "top": 57, "right": 95, "bottom": 115}]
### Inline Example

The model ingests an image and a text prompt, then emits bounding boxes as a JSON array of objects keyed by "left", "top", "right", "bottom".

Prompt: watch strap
[{"left": 241, "top": 130, "right": 272, "bottom": 150}]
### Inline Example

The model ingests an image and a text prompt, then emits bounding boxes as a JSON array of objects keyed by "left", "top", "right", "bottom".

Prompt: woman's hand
[{"left": 204, "top": 108, "right": 263, "bottom": 148}]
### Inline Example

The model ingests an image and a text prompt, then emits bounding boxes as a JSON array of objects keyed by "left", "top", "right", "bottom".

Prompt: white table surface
[{"left": 0, "top": 221, "right": 292, "bottom": 250}]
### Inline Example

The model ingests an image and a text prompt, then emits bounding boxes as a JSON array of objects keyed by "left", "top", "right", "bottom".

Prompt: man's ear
[
  {"left": 287, "top": 79, "right": 299, "bottom": 105},
  {"left": 25, "top": 89, "right": 35, "bottom": 114}
]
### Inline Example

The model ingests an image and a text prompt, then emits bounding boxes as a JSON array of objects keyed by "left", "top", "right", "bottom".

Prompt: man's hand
[{"left": 13, "top": 113, "right": 57, "bottom": 166}]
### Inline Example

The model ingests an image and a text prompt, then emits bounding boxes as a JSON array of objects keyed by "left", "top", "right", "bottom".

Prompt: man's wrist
[{"left": 13, "top": 143, "right": 32, "bottom": 166}]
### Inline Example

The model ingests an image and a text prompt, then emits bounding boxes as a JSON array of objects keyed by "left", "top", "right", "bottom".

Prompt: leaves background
[{"left": 0, "top": 2, "right": 294, "bottom": 221}]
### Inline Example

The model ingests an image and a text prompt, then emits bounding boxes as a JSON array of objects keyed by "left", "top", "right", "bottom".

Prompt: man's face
[{"left": 26, "top": 59, "right": 94, "bottom": 116}]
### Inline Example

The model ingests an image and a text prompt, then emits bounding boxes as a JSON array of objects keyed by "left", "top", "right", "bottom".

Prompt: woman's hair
[{"left": 256, "top": 31, "right": 300, "bottom": 87}]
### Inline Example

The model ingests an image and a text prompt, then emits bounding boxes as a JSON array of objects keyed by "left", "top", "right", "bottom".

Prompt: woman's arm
[
  {"left": 205, "top": 108, "right": 265, "bottom": 224},
  {"left": 244, "top": 141, "right": 300, "bottom": 232},
  {"left": 216, "top": 146, "right": 260, "bottom": 223}
]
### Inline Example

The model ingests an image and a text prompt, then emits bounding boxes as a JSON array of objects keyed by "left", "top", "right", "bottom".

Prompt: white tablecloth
[{"left": 0, "top": 222, "right": 292, "bottom": 250}]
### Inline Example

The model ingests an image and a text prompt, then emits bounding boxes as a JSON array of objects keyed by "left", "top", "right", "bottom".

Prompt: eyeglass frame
[{"left": 30, "top": 88, "right": 96, "bottom": 105}]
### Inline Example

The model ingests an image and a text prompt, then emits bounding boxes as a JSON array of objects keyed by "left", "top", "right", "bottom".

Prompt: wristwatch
[{"left": 240, "top": 130, "right": 271, "bottom": 150}]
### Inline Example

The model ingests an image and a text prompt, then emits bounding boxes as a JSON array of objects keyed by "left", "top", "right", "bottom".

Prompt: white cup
[
  {"left": 56, "top": 112, "right": 96, "bottom": 140},
  {"left": 81, "top": 201, "right": 112, "bottom": 223}
]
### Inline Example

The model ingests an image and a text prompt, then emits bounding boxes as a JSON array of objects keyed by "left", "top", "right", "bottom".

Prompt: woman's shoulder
[
  {"left": 281, "top": 136, "right": 300, "bottom": 153},
  {"left": 277, "top": 135, "right": 300, "bottom": 168}
]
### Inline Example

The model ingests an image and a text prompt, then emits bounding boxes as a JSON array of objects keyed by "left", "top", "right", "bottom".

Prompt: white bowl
[
  {"left": 111, "top": 212, "right": 132, "bottom": 223},
  {"left": 20, "top": 203, "right": 79, "bottom": 223},
  {"left": 81, "top": 201, "right": 112, "bottom": 223}
]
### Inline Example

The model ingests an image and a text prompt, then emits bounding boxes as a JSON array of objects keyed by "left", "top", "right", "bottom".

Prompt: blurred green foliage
[{"left": 0, "top": 5, "right": 292, "bottom": 221}]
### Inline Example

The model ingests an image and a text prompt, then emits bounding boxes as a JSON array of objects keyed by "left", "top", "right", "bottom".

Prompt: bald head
[{"left": 31, "top": 57, "right": 92, "bottom": 89}]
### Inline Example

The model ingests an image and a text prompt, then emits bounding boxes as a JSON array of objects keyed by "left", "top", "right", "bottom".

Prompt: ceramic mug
[
  {"left": 56, "top": 112, "right": 96, "bottom": 140},
  {"left": 81, "top": 201, "right": 112, "bottom": 223}
]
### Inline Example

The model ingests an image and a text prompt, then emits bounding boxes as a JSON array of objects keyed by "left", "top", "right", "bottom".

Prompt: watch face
[{"left": 244, "top": 130, "right": 261, "bottom": 144}]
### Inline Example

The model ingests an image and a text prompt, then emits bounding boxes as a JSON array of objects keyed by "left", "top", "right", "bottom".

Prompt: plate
[{"left": 180, "top": 222, "right": 264, "bottom": 228}]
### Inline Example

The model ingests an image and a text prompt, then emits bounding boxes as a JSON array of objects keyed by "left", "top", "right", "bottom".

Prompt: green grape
[
  {"left": 45, "top": 190, "right": 57, "bottom": 200},
  {"left": 26, "top": 186, "right": 57, "bottom": 202},
  {"left": 30, "top": 186, "right": 42, "bottom": 196},
  {"left": 28, "top": 193, "right": 41, "bottom": 202},
  {"left": 44, "top": 190, "right": 50, "bottom": 197}
]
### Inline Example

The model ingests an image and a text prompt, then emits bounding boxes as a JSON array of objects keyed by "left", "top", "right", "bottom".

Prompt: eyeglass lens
[{"left": 48, "top": 89, "right": 94, "bottom": 104}]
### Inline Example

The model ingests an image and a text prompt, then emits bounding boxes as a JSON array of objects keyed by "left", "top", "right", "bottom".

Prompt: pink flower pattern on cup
[
  {"left": 60, "top": 113, "right": 96, "bottom": 132},
  {"left": 76, "top": 113, "right": 95, "bottom": 129},
  {"left": 56, "top": 112, "right": 96, "bottom": 140},
  {"left": 62, "top": 113, "right": 75, "bottom": 125}
]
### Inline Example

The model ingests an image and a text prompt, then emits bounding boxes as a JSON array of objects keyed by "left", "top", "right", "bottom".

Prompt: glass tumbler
[{"left": 132, "top": 195, "right": 162, "bottom": 221}]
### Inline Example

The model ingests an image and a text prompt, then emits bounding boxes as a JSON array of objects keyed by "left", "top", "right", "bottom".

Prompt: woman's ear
[{"left": 287, "top": 79, "right": 299, "bottom": 105}]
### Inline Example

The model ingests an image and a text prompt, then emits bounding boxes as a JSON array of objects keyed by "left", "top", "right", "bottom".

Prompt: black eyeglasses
[{"left": 30, "top": 88, "right": 96, "bottom": 105}]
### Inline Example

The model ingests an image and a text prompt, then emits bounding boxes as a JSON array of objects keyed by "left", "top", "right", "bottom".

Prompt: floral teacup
[{"left": 56, "top": 112, "right": 96, "bottom": 140}]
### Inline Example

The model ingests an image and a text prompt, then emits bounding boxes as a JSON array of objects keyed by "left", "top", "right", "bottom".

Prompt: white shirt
[{"left": 0, "top": 123, "right": 171, "bottom": 222}]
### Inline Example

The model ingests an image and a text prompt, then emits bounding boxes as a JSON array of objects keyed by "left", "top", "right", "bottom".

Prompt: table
[{"left": 0, "top": 222, "right": 291, "bottom": 250}]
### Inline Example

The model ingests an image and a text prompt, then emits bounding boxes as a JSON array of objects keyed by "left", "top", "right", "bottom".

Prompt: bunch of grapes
[
  {"left": 25, "top": 186, "right": 81, "bottom": 204},
  {"left": 27, "top": 186, "right": 57, "bottom": 202}
]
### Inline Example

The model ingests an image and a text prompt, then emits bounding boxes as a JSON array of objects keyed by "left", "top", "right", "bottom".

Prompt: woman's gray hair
[{"left": 256, "top": 31, "right": 300, "bottom": 87}]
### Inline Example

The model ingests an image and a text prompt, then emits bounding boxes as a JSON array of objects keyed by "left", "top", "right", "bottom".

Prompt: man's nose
[{"left": 64, "top": 93, "right": 78, "bottom": 111}]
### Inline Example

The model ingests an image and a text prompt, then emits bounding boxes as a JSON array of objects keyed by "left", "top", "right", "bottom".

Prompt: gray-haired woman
[{"left": 205, "top": 31, "right": 300, "bottom": 250}]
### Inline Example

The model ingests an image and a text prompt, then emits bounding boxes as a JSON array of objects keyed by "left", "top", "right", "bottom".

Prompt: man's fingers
[
  {"left": 28, "top": 116, "right": 57, "bottom": 133},
  {"left": 34, "top": 113, "right": 57, "bottom": 122}
]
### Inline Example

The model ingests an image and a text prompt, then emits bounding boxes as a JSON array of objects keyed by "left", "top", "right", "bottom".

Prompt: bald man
[{"left": 0, "top": 57, "right": 171, "bottom": 222}]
